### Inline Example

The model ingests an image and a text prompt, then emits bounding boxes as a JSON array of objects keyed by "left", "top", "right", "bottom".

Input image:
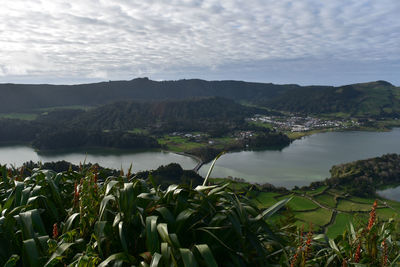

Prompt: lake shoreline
[{"left": 1, "top": 127, "right": 400, "bottom": 189}]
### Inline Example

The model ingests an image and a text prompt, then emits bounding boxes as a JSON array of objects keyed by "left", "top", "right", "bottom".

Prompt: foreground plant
[
  {"left": 0, "top": 165, "right": 290, "bottom": 266},
  {"left": 1, "top": 163, "right": 400, "bottom": 266}
]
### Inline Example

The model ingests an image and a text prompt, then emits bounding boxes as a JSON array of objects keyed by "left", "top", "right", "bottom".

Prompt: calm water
[
  {"left": 377, "top": 186, "right": 400, "bottom": 202},
  {"left": 199, "top": 128, "right": 400, "bottom": 188},
  {"left": 1, "top": 128, "right": 400, "bottom": 188},
  {"left": 0, "top": 146, "right": 198, "bottom": 173}
]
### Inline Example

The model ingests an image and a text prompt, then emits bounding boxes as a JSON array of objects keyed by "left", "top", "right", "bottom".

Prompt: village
[{"left": 249, "top": 114, "right": 360, "bottom": 132}]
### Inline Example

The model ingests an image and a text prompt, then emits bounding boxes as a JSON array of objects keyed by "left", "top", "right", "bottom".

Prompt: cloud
[{"left": 0, "top": 0, "right": 399, "bottom": 84}]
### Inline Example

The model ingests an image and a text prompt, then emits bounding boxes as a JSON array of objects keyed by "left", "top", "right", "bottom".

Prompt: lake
[
  {"left": 377, "top": 186, "right": 400, "bottom": 202},
  {"left": 1, "top": 128, "right": 400, "bottom": 188},
  {"left": 199, "top": 128, "right": 400, "bottom": 188},
  {"left": 0, "top": 146, "right": 198, "bottom": 173}
]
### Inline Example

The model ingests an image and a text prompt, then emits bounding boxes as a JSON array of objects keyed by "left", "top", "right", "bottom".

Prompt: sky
[{"left": 0, "top": 0, "right": 399, "bottom": 86}]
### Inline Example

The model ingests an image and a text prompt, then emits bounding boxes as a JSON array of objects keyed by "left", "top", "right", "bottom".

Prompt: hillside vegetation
[
  {"left": 0, "top": 97, "right": 290, "bottom": 154},
  {"left": 0, "top": 78, "right": 294, "bottom": 113},
  {"left": 1, "top": 78, "right": 399, "bottom": 118},
  {"left": 68, "top": 97, "right": 262, "bottom": 133},
  {"left": 1, "top": 162, "right": 400, "bottom": 266},
  {"left": 325, "top": 154, "right": 400, "bottom": 197},
  {"left": 266, "top": 81, "right": 400, "bottom": 117}
]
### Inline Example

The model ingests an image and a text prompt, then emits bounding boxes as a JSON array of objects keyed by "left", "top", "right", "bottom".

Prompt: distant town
[{"left": 249, "top": 114, "right": 360, "bottom": 132}]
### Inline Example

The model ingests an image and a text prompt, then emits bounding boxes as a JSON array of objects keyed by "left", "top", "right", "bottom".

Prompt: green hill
[
  {"left": 266, "top": 81, "right": 400, "bottom": 117},
  {"left": 68, "top": 97, "right": 262, "bottom": 132},
  {"left": 1, "top": 78, "right": 399, "bottom": 118},
  {"left": 0, "top": 78, "right": 295, "bottom": 112}
]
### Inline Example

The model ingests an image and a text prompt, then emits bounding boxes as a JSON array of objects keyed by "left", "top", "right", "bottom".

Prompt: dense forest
[
  {"left": 1, "top": 78, "right": 399, "bottom": 117},
  {"left": 308, "top": 154, "right": 400, "bottom": 197},
  {"left": 0, "top": 78, "right": 296, "bottom": 112},
  {"left": 266, "top": 81, "right": 400, "bottom": 117},
  {"left": 67, "top": 97, "right": 263, "bottom": 133},
  {"left": 0, "top": 97, "right": 290, "bottom": 152}
]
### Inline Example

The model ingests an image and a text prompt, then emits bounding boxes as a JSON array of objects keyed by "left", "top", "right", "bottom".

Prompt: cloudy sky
[{"left": 0, "top": 0, "right": 399, "bottom": 85}]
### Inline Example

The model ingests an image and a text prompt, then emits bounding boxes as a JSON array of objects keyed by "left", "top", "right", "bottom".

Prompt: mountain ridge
[{"left": 1, "top": 78, "right": 398, "bottom": 117}]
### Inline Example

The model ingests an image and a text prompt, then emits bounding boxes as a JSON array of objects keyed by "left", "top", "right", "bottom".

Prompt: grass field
[
  {"left": 306, "top": 185, "right": 328, "bottom": 196},
  {"left": 348, "top": 196, "right": 377, "bottom": 204},
  {"left": 314, "top": 193, "right": 336, "bottom": 208},
  {"left": 37, "top": 105, "right": 92, "bottom": 112},
  {"left": 209, "top": 178, "right": 250, "bottom": 193},
  {"left": 294, "top": 208, "right": 332, "bottom": 229},
  {"left": 326, "top": 213, "right": 368, "bottom": 238},
  {"left": 253, "top": 192, "right": 282, "bottom": 209},
  {"left": 278, "top": 195, "right": 319, "bottom": 211},
  {"left": 337, "top": 199, "right": 373, "bottom": 212},
  {"left": 385, "top": 200, "right": 400, "bottom": 210},
  {"left": 212, "top": 179, "right": 400, "bottom": 238},
  {"left": 248, "top": 121, "right": 273, "bottom": 129},
  {"left": 0, "top": 112, "right": 38, "bottom": 120},
  {"left": 157, "top": 135, "right": 204, "bottom": 152},
  {"left": 127, "top": 128, "right": 149, "bottom": 135},
  {"left": 377, "top": 208, "right": 399, "bottom": 220},
  {"left": 157, "top": 134, "right": 238, "bottom": 152}
]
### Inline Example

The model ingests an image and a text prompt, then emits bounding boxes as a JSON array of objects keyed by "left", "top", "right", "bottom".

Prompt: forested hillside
[
  {"left": 266, "top": 81, "right": 400, "bottom": 117},
  {"left": 68, "top": 97, "right": 262, "bottom": 132},
  {"left": 0, "top": 78, "right": 296, "bottom": 112},
  {"left": 320, "top": 154, "right": 400, "bottom": 197},
  {"left": 1, "top": 78, "right": 398, "bottom": 118},
  {"left": 0, "top": 97, "right": 290, "bottom": 152}
]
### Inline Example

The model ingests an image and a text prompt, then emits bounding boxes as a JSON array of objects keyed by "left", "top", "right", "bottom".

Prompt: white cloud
[{"left": 0, "top": 0, "right": 399, "bottom": 84}]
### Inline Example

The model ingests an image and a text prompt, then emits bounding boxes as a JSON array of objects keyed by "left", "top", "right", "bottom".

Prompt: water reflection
[
  {"left": 377, "top": 186, "right": 400, "bottom": 202},
  {"left": 0, "top": 146, "right": 197, "bottom": 173}
]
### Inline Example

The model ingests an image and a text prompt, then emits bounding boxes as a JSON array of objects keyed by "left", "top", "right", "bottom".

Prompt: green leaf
[
  {"left": 20, "top": 187, "right": 32, "bottom": 206},
  {"left": 203, "top": 151, "right": 225, "bottom": 186},
  {"left": 19, "top": 209, "right": 47, "bottom": 240},
  {"left": 3, "top": 254, "right": 20, "bottom": 267},
  {"left": 156, "top": 207, "right": 176, "bottom": 226},
  {"left": 208, "top": 183, "right": 229, "bottom": 195},
  {"left": 23, "top": 239, "right": 41, "bottom": 267},
  {"left": 99, "top": 195, "right": 115, "bottom": 220},
  {"left": 14, "top": 181, "right": 24, "bottom": 207},
  {"left": 150, "top": 253, "right": 162, "bottom": 267},
  {"left": 63, "top": 213, "right": 79, "bottom": 234},
  {"left": 195, "top": 244, "right": 218, "bottom": 267},
  {"left": 194, "top": 185, "right": 218, "bottom": 192},
  {"left": 157, "top": 223, "right": 172, "bottom": 245},
  {"left": 176, "top": 209, "right": 195, "bottom": 224},
  {"left": 328, "top": 239, "right": 339, "bottom": 252},
  {"left": 390, "top": 252, "right": 400, "bottom": 267},
  {"left": 105, "top": 180, "right": 119, "bottom": 195},
  {"left": 44, "top": 242, "right": 74, "bottom": 267},
  {"left": 146, "top": 216, "right": 160, "bottom": 253},
  {"left": 256, "top": 197, "right": 292, "bottom": 220},
  {"left": 349, "top": 222, "right": 356, "bottom": 240},
  {"left": 161, "top": 242, "right": 171, "bottom": 266},
  {"left": 166, "top": 184, "right": 179, "bottom": 194},
  {"left": 119, "top": 221, "right": 129, "bottom": 254},
  {"left": 180, "top": 248, "right": 198, "bottom": 267},
  {"left": 98, "top": 252, "right": 136, "bottom": 267}
]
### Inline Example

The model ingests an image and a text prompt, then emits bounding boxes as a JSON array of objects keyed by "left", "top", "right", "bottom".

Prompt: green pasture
[
  {"left": 314, "top": 193, "right": 336, "bottom": 208},
  {"left": 326, "top": 213, "right": 368, "bottom": 238},
  {"left": 157, "top": 135, "right": 204, "bottom": 152},
  {"left": 278, "top": 195, "right": 318, "bottom": 211},
  {"left": 253, "top": 192, "right": 282, "bottom": 209},
  {"left": 306, "top": 185, "right": 328, "bottom": 196},
  {"left": 0, "top": 112, "right": 38, "bottom": 121},
  {"left": 348, "top": 196, "right": 377, "bottom": 204},
  {"left": 337, "top": 199, "right": 374, "bottom": 212},
  {"left": 294, "top": 208, "right": 332, "bottom": 229}
]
